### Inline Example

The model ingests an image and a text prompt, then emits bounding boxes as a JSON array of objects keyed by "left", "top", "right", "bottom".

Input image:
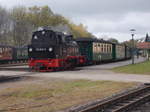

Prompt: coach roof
[{"left": 76, "top": 37, "right": 114, "bottom": 44}]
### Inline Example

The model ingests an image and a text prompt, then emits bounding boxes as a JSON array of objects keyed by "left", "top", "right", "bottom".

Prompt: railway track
[
  {"left": 0, "top": 71, "right": 37, "bottom": 83},
  {"left": 0, "top": 63, "right": 27, "bottom": 67},
  {"left": 0, "top": 76, "right": 22, "bottom": 83},
  {"left": 68, "top": 84, "right": 150, "bottom": 112}
]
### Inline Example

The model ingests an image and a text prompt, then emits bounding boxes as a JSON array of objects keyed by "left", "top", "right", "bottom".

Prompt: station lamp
[{"left": 130, "top": 29, "right": 136, "bottom": 64}]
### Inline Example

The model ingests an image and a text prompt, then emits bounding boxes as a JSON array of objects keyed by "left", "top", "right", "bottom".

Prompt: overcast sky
[{"left": 0, "top": 0, "right": 150, "bottom": 42}]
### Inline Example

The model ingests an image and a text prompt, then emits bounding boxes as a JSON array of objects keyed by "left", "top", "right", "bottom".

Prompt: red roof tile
[{"left": 137, "top": 42, "right": 150, "bottom": 49}]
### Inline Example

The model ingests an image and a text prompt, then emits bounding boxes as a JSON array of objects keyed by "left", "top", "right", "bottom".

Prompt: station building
[{"left": 137, "top": 33, "right": 150, "bottom": 59}]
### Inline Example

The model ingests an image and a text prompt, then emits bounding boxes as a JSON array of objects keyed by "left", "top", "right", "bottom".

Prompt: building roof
[
  {"left": 76, "top": 37, "right": 114, "bottom": 44},
  {"left": 137, "top": 42, "right": 150, "bottom": 49},
  {"left": 137, "top": 33, "right": 150, "bottom": 49}
]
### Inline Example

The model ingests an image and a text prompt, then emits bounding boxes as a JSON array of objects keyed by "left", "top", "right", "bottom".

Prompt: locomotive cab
[
  {"left": 28, "top": 29, "right": 56, "bottom": 59},
  {"left": 28, "top": 29, "right": 77, "bottom": 59}
]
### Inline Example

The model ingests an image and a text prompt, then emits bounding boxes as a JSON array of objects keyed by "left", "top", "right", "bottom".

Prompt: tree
[
  {"left": 0, "top": 5, "right": 93, "bottom": 46},
  {"left": 0, "top": 6, "right": 11, "bottom": 45},
  {"left": 122, "top": 39, "right": 138, "bottom": 47},
  {"left": 11, "top": 6, "right": 33, "bottom": 46},
  {"left": 108, "top": 38, "right": 119, "bottom": 44},
  {"left": 69, "top": 23, "right": 93, "bottom": 38},
  {"left": 27, "top": 6, "right": 54, "bottom": 27}
]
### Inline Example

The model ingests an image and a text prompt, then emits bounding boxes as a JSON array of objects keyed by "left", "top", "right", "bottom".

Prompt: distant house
[
  {"left": 145, "top": 33, "right": 150, "bottom": 42},
  {"left": 137, "top": 33, "right": 150, "bottom": 59}
]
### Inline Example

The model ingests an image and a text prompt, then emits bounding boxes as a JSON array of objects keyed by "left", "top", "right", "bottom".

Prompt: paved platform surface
[
  {"left": 82, "top": 57, "right": 147, "bottom": 70},
  {"left": 0, "top": 57, "right": 150, "bottom": 83}
]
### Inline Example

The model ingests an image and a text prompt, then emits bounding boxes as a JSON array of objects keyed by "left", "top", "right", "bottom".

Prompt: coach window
[
  {"left": 96, "top": 43, "right": 98, "bottom": 53},
  {"left": 75, "top": 48, "right": 77, "bottom": 55},
  {"left": 95, "top": 43, "right": 97, "bottom": 50},
  {"left": 98, "top": 43, "right": 100, "bottom": 53},
  {"left": 97, "top": 43, "right": 99, "bottom": 53},
  {"left": 106, "top": 44, "right": 107, "bottom": 53},
  {"left": 107, "top": 44, "right": 109, "bottom": 53},
  {"left": 76, "top": 48, "right": 77, "bottom": 54},
  {"left": 93, "top": 43, "right": 95, "bottom": 53},
  {"left": 108, "top": 45, "right": 110, "bottom": 53},
  {"left": 98, "top": 43, "right": 100, "bottom": 52},
  {"left": 101, "top": 44, "right": 103, "bottom": 52},
  {"left": 110, "top": 45, "right": 112, "bottom": 53},
  {"left": 110, "top": 45, "right": 111, "bottom": 53},
  {"left": 104, "top": 44, "right": 106, "bottom": 53},
  {"left": 105, "top": 44, "right": 107, "bottom": 53},
  {"left": 99, "top": 43, "right": 101, "bottom": 52},
  {"left": 101, "top": 44, "right": 103, "bottom": 53},
  {"left": 103, "top": 44, "right": 105, "bottom": 53},
  {"left": 107, "top": 45, "right": 109, "bottom": 53},
  {"left": 106, "top": 44, "right": 108, "bottom": 53},
  {"left": 104, "top": 44, "right": 107, "bottom": 53},
  {"left": 76, "top": 48, "right": 78, "bottom": 54},
  {"left": 95, "top": 43, "right": 97, "bottom": 53},
  {"left": 73, "top": 48, "right": 75, "bottom": 55},
  {"left": 105, "top": 44, "right": 106, "bottom": 53},
  {"left": 0, "top": 48, "right": 2, "bottom": 53},
  {"left": 93, "top": 43, "right": 96, "bottom": 53}
]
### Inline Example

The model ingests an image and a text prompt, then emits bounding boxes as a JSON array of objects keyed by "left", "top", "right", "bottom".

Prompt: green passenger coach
[
  {"left": 76, "top": 38, "right": 114, "bottom": 64},
  {"left": 76, "top": 38, "right": 131, "bottom": 65}
]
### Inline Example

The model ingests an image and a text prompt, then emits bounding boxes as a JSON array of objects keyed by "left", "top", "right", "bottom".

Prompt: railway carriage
[
  {"left": 76, "top": 38, "right": 114, "bottom": 64},
  {"left": 0, "top": 45, "right": 28, "bottom": 64},
  {"left": 0, "top": 45, "right": 13, "bottom": 64},
  {"left": 13, "top": 46, "right": 28, "bottom": 62}
]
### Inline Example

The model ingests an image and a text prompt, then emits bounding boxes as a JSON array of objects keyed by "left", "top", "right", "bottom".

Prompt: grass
[
  {"left": 112, "top": 61, "right": 150, "bottom": 75},
  {"left": 0, "top": 79, "right": 137, "bottom": 112}
]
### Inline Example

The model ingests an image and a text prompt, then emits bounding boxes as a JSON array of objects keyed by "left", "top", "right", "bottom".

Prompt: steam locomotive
[
  {"left": 28, "top": 27, "right": 131, "bottom": 71},
  {"left": 28, "top": 28, "right": 85, "bottom": 71}
]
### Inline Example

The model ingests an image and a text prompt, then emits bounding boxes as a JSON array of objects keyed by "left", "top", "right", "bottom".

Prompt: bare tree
[
  {"left": 11, "top": 6, "right": 33, "bottom": 46},
  {"left": 0, "top": 6, "right": 11, "bottom": 45}
]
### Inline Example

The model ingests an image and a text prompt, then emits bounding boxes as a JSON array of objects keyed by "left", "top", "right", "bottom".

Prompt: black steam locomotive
[{"left": 28, "top": 28, "right": 85, "bottom": 71}]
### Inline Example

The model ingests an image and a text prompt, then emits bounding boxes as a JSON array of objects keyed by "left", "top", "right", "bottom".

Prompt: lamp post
[{"left": 130, "top": 29, "right": 136, "bottom": 64}]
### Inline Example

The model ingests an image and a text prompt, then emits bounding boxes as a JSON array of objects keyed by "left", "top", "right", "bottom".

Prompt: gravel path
[
  {"left": 0, "top": 57, "right": 149, "bottom": 83},
  {"left": 34, "top": 57, "right": 150, "bottom": 83}
]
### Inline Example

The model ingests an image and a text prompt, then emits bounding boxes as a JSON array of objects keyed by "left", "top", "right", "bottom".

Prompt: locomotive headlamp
[
  {"left": 34, "top": 36, "right": 38, "bottom": 39},
  {"left": 29, "top": 48, "right": 33, "bottom": 52},
  {"left": 42, "top": 31, "right": 45, "bottom": 35},
  {"left": 49, "top": 48, "right": 53, "bottom": 52}
]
